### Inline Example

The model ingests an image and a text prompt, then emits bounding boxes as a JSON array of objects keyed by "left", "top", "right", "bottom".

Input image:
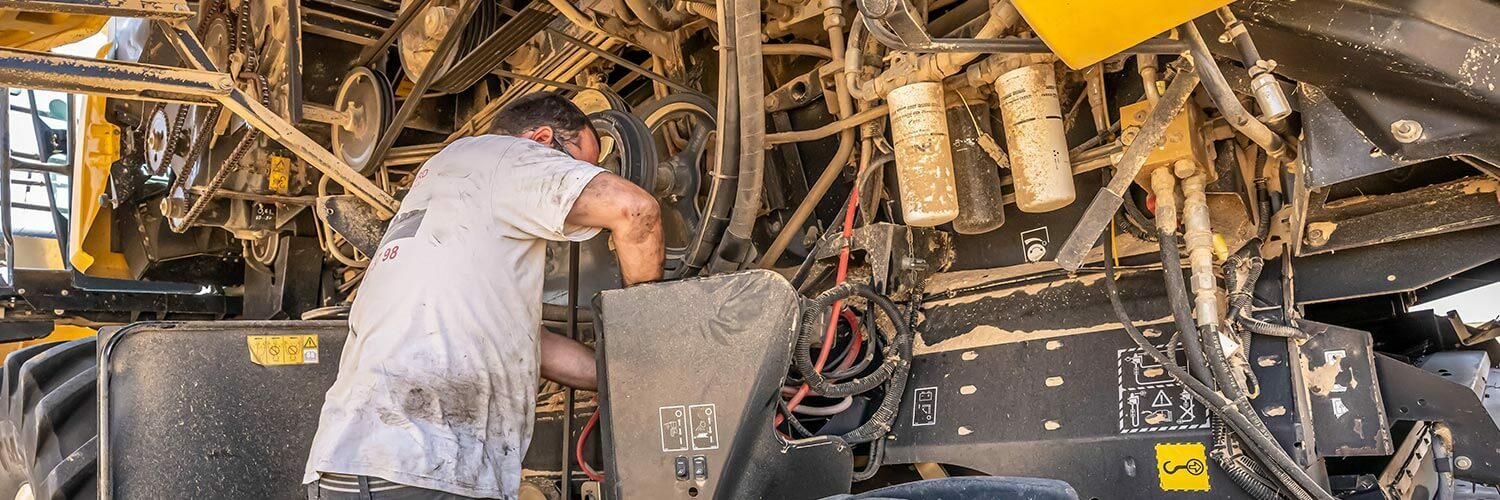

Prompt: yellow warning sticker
[
  {"left": 247, "top": 335, "right": 320, "bottom": 366},
  {"left": 1156, "top": 442, "right": 1210, "bottom": 491},
  {"left": 268, "top": 156, "right": 291, "bottom": 194}
]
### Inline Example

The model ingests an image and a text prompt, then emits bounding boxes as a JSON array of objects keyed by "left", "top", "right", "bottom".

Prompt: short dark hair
[{"left": 489, "top": 91, "right": 593, "bottom": 144}]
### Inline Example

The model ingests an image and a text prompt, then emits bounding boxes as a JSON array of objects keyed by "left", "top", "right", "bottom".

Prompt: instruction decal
[
  {"left": 688, "top": 404, "right": 720, "bottom": 450},
  {"left": 1155, "top": 442, "right": 1210, "bottom": 491},
  {"left": 1118, "top": 345, "right": 1209, "bottom": 434},
  {"left": 247, "top": 334, "right": 319, "bottom": 366},
  {"left": 659, "top": 405, "right": 689, "bottom": 452},
  {"left": 912, "top": 386, "right": 938, "bottom": 427}
]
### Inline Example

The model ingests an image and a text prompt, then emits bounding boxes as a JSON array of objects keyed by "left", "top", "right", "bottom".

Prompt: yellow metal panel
[
  {"left": 68, "top": 43, "right": 132, "bottom": 279},
  {"left": 0, "top": 10, "right": 107, "bottom": 51},
  {"left": 0, "top": 325, "right": 95, "bottom": 358},
  {"left": 1012, "top": 0, "right": 1231, "bottom": 69}
]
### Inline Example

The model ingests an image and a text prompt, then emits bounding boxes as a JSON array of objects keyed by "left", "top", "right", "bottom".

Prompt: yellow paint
[
  {"left": 68, "top": 43, "right": 132, "bottom": 279},
  {"left": 1012, "top": 0, "right": 1231, "bottom": 69},
  {"left": 0, "top": 11, "right": 107, "bottom": 51},
  {"left": 268, "top": 156, "right": 291, "bottom": 193},
  {"left": 1155, "top": 442, "right": 1211, "bottom": 491},
  {"left": 247, "top": 335, "right": 321, "bottom": 366},
  {"left": 0, "top": 325, "right": 95, "bottom": 360}
]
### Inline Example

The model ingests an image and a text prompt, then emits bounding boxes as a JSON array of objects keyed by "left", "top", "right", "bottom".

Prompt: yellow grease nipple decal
[
  {"left": 1155, "top": 442, "right": 1210, "bottom": 491},
  {"left": 247, "top": 335, "right": 320, "bottom": 366}
]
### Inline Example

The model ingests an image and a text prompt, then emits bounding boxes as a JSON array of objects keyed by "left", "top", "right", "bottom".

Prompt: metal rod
[
  {"left": 187, "top": 186, "right": 317, "bottom": 205},
  {"left": 0, "top": 46, "right": 229, "bottom": 105},
  {"left": 543, "top": 27, "right": 698, "bottom": 95},
  {"left": 764, "top": 104, "right": 888, "bottom": 144},
  {"left": 0, "top": 0, "right": 194, "bottom": 21},
  {"left": 490, "top": 68, "right": 587, "bottom": 92},
  {"left": 561, "top": 241, "right": 580, "bottom": 500},
  {"left": 363, "top": 0, "right": 482, "bottom": 176},
  {"left": 1, "top": 86, "right": 13, "bottom": 281},
  {"left": 354, "top": 0, "right": 434, "bottom": 67},
  {"left": 863, "top": 14, "right": 1187, "bottom": 55}
]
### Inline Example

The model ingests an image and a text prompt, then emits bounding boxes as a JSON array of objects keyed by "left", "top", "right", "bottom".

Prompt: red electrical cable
[
  {"left": 577, "top": 411, "right": 603, "bottom": 481},
  {"left": 777, "top": 178, "right": 862, "bottom": 428}
]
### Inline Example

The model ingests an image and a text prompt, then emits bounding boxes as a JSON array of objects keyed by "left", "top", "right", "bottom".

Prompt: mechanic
[{"left": 303, "top": 92, "right": 664, "bottom": 499}]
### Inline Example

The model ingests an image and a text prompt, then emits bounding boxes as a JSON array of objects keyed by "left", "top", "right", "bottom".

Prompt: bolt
[
  {"left": 1456, "top": 456, "right": 1472, "bottom": 470},
  {"left": 59, "top": 290, "right": 69, "bottom": 296},
  {"left": 216, "top": 76, "right": 235, "bottom": 91},
  {"left": 1173, "top": 159, "right": 1197, "bottom": 179},
  {"left": 1306, "top": 229, "right": 1327, "bottom": 246},
  {"left": 1391, "top": 120, "right": 1423, "bottom": 143},
  {"left": 15, "top": 289, "right": 24, "bottom": 295},
  {"left": 901, "top": 257, "right": 929, "bottom": 272},
  {"left": 1120, "top": 126, "right": 1140, "bottom": 146}
]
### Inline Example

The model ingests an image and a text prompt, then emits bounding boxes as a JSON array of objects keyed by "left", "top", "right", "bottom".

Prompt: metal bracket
[{"left": 0, "top": 0, "right": 193, "bottom": 21}]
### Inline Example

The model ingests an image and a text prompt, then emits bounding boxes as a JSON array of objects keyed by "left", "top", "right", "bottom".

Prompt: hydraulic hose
[
  {"left": 1181, "top": 22, "right": 1294, "bottom": 162},
  {"left": 1150, "top": 169, "right": 1213, "bottom": 384}
]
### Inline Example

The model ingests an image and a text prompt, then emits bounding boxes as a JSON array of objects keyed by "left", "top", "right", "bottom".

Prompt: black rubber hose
[
  {"left": 839, "top": 293, "right": 916, "bottom": 445},
  {"left": 795, "top": 284, "right": 903, "bottom": 397},
  {"left": 1253, "top": 179, "right": 1272, "bottom": 241},
  {"left": 826, "top": 327, "right": 881, "bottom": 380},
  {"left": 1181, "top": 22, "right": 1294, "bottom": 162},
  {"left": 777, "top": 397, "right": 817, "bottom": 438},
  {"left": 1225, "top": 254, "right": 1306, "bottom": 339},
  {"left": 1158, "top": 231, "right": 1214, "bottom": 384},
  {"left": 1103, "top": 246, "right": 1331, "bottom": 500},
  {"left": 681, "top": 3, "right": 742, "bottom": 276},
  {"left": 851, "top": 438, "right": 886, "bottom": 482}
]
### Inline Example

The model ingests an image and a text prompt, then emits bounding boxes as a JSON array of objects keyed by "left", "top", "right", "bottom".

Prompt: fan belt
[{"left": 431, "top": 2, "right": 559, "bottom": 94}]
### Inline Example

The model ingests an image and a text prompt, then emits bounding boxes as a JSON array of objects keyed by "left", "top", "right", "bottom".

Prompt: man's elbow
[{"left": 613, "top": 189, "right": 661, "bottom": 238}]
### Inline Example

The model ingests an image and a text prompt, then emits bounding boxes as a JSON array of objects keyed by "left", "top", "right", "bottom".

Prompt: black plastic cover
[
  {"left": 595, "top": 270, "right": 852, "bottom": 500},
  {"left": 100, "top": 321, "right": 348, "bottom": 500}
]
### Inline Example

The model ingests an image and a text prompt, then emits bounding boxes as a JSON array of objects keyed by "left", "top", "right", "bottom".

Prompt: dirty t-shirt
[{"left": 304, "top": 135, "right": 605, "bottom": 499}]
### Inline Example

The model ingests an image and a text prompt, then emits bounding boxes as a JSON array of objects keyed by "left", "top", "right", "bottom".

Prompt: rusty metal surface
[{"left": 0, "top": 0, "right": 192, "bottom": 21}]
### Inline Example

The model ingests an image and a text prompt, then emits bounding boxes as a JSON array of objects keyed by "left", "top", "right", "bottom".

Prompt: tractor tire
[{"left": 0, "top": 338, "right": 99, "bottom": 500}]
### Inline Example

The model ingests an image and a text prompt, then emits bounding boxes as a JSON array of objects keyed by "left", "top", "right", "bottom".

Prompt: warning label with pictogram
[
  {"left": 1117, "top": 345, "right": 1209, "bottom": 434},
  {"left": 1155, "top": 442, "right": 1210, "bottom": 491},
  {"left": 247, "top": 335, "right": 320, "bottom": 366}
]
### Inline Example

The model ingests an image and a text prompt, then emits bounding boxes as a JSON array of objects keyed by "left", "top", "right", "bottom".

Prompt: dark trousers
[{"left": 307, "top": 474, "right": 483, "bottom": 500}]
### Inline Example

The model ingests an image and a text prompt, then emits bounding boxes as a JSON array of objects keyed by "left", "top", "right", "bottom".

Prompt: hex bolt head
[
  {"left": 1390, "top": 120, "right": 1423, "bottom": 143},
  {"left": 1456, "top": 456, "right": 1473, "bottom": 470}
]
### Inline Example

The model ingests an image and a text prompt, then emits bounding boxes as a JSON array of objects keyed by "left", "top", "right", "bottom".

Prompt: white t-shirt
[{"left": 304, "top": 135, "right": 605, "bottom": 499}]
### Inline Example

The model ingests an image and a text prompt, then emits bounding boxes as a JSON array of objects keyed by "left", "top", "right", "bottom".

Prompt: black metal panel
[
  {"left": 894, "top": 270, "right": 1312, "bottom": 499},
  {"left": 1375, "top": 354, "right": 1500, "bottom": 485},
  {"left": 595, "top": 270, "right": 852, "bottom": 500},
  {"left": 1218, "top": 0, "right": 1500, "bottom": 166},
  {"left": 1266, "top": 225, "right": 1500, "bottom": 305},
  {"left": 100, "top": 321, "right": 349, "bottom": 500},
  {"left": 947, "top": 173, "right": 1100, "bottom": 271},
  {"left": 1298, "top": 322, "right": 1392, "bottom": 457}
]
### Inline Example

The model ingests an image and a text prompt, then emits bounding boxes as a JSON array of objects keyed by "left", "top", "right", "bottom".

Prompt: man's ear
[{"left": 529, "top": 126, "right": 555, "bottom": 147}]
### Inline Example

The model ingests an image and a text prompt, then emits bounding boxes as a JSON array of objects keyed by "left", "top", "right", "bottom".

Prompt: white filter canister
[
  {"left": 887, "top": 82, "right": 959, "bottom": 227},
  {"left": 996, "top": 63, "right": 1076, "bottom": 213}
]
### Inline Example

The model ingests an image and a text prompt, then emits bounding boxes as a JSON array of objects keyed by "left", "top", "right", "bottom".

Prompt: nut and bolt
[
  {"left": 1390, "top": 120, "right": 1423, "bottom": 143},
  {"left": 1306, "top": 229, "right": 1327, "bottom": 246},
  {"left": 901, "top": 257, "right": 929, "bottom": 272},
  {"left": 1456, "top": 456, "right": 1473, "bottom": 470}
]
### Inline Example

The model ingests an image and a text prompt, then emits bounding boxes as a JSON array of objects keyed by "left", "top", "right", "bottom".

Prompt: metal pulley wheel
[
  {"left": 145, "top": 106, "right": 174, "bottom": 175},
  {"left": 331, "top": 66, "right": 394, "bottom": 174},
  {"left": 398, "top": 0, "right": 464, "bottom": 81},
  {"left": 636, "top": 94, "right": 717, "bottom": 278}
]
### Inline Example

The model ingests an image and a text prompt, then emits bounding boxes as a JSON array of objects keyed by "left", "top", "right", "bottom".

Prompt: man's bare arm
[
  {"left": 540, "top": 329, "right": 598, "bottom": 390},
  {"left": 565, "top": 173, "right": 664, "bottom": 286}
]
